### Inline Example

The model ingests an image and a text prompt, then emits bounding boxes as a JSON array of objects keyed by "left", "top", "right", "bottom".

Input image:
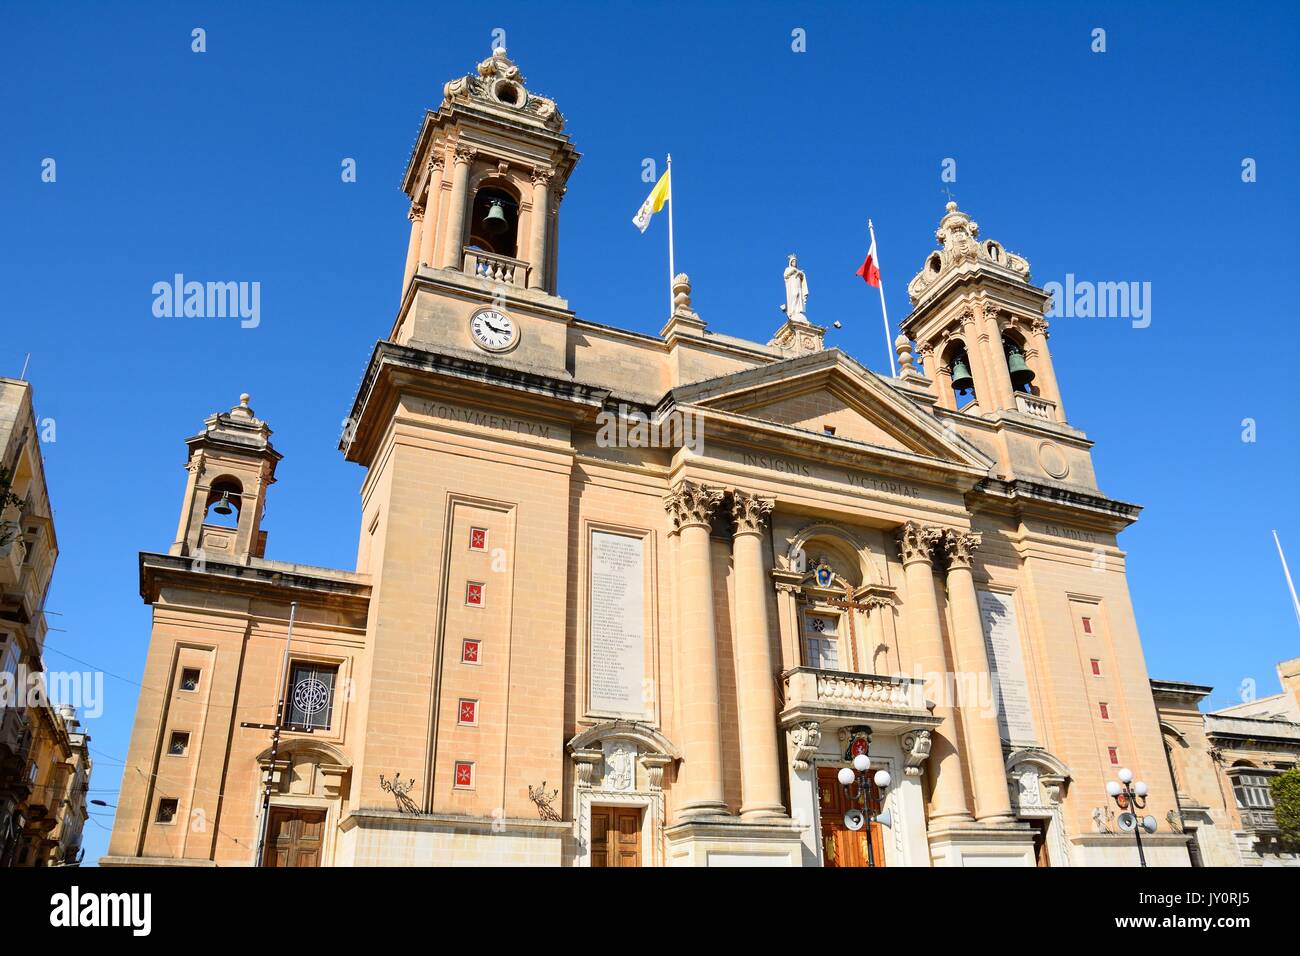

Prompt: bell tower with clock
[{"left": 389, "top": 46, "right": 580, "bottom": 371}]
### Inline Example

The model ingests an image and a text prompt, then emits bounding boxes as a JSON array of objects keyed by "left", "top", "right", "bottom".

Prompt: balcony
[
  {"left": 779, "top": 667, "right": 939, "bottom": 733},
  {"left": 1240, "top": 807, "right": 1279, "bottom": 833},
  {"left": 1014, "top": 392, "right": 1057, "bottom": 422},
  {"left": 462, "top": 248, "right": 531, "bottom": 287},
  {"left": 0, "top": 527, "right": 23, "bottom": 587}
]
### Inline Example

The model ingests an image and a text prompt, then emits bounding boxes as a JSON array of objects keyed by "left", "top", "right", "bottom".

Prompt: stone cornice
[
  {"left": 138, "top": 551, "right": 371, "bottom": 610},
  {"left": 971, "top": 477, "right": 1142, "bottom": 531},
  {"left": 341, "top": 340, "right": 610, "bottom": 465}
]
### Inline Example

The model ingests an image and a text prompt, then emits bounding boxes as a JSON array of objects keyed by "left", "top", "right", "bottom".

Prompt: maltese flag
[{"left": 856, "top": 238, "right": 881, "bottom": 288}]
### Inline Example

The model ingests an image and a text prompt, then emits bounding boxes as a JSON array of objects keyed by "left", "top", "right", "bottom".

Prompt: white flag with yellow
[{"left": 632, "top": 168, "right": 671, "bottom": 233}]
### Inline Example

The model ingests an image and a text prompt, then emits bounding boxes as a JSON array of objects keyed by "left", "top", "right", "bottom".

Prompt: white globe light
[
  {"left": 1106, "top": 781, "right": 1122, "bottom": 797},
  {"left": 837, "top": 767, "right": 855, "bottom": 787},
  {"left": 1118, "top": 767, "right": 1133, "bottom": 784},
  {"left": 1134, "top": 781, "right": 1148, "bottom": 797},
  {"left": 873, "top": 769, "right": 891, "bottom": 789},
  {"left": 852, "top": 753, "right": 871, "bottom": 772}
]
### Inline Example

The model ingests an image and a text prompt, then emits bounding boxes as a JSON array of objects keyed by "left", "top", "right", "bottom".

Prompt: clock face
[{"left": 469, "top": 308, "right": 518, "bottom": 352}]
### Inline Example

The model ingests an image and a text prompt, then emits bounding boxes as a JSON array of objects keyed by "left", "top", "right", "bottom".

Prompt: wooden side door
[
  {"left": 817, "top": 767, "right": 885, "bottom": 867},
  {"left": 263, "top": 807, "right": 326, "bottom": 867},
  {"left": 590, "top": 806, "right": 642, "bottom": 867}
]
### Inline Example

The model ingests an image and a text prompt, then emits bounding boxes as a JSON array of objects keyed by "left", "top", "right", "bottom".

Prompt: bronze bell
[
  {"left": 482, "top": 199, "right": 510, "bottom": 234},
  {"left": 950, "top": 353, "right": 974, "bottom": 393},
  {"left": 212, "top": 491, "right": 235, "bottom": 516},
  {"left": 1006, "top": 345, "right": 1036, "bottom": 390}
]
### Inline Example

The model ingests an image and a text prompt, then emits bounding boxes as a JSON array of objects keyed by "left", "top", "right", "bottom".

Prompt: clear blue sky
[{"left": 2, "top": 1, "right": 1296, "bottom": 864}]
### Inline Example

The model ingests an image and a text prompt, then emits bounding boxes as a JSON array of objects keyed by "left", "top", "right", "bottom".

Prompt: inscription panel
[
  {"left": 977, "top": 589, "right": 1038, "bottom": 747},
  {"left": 588, "top": 531, "right": 647, "bottom": 718}
]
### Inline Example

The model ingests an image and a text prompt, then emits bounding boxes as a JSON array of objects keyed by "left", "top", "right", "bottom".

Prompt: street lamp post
[
  {"left": 837, "top": 751, "right": 893, "bottom": 868},
  {"left": 1106, "top": 767, "right": 1157, "bottom": 867}
]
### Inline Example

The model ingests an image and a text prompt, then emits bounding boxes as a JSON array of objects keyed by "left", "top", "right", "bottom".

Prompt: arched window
[
  {"left": 204, "top": 477, "right": 242, "bottom": 529},
  {"left": 467, "top": 185, "right": 519, "bottom": 258}
]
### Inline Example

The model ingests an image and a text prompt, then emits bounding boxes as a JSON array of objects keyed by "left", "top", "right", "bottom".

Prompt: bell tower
[
  {"left": 395, "top": 47, "right": 580, "bottom": 322},
  {"left": 900, "top": 202, "right": 1066, "bottom": 423},
  {"left": 170, "top": 394, "right": 281, "bottom": 565}
]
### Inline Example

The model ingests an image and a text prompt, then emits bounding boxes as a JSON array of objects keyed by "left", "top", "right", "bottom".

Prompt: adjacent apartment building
[{"left": 0, "top": 376, "right": 92, "bottom": 866}]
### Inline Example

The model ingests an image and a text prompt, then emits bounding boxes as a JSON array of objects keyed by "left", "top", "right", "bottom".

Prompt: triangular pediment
[{"left": 666, "top": 349, "right": 991, "bottom": 471}]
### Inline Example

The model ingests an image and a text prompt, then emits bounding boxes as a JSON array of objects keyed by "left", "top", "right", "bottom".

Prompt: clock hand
[{"left": 486, "top": 321, "right": 510, "bottom": 335}]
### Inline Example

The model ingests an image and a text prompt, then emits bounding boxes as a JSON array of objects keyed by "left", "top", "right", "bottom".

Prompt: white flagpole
[
  {"left": 666, "top": 154, "right": 675, "bottom": 315},
  {"left": 868, "top": 219, "right": 896, "bottom": 377},
  {"left": 1274, "top": 530, "right": 1300, "bottom": 629}
]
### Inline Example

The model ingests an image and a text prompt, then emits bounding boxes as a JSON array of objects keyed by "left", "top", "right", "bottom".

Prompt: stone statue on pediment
[{"left": 782, "top": 254, "right": 809, "bottom": 324}]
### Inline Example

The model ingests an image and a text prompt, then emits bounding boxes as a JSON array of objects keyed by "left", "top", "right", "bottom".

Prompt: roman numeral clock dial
[{"left": 469, "top": 308, "right": 519, "bottom": 353}]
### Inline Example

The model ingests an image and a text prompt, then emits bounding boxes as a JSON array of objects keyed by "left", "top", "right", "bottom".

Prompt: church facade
[{"left": 105, "top": 48, "right": 1190, "bottom": 867}]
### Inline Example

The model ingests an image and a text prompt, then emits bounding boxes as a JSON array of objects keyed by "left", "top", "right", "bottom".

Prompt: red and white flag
[{"left": 856, "top": 238, "right": 881, "bottom": 288}]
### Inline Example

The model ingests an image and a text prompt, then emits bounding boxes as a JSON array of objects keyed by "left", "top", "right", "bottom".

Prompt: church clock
[{"left": 468, "top": 308, "right": 519, "bottom": 353}]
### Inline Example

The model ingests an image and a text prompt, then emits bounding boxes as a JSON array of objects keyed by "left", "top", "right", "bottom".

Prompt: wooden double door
[
  {"left": 817, "top": 767, "right": 885, "bottom": 867},
  {"left": 590, "top": 806, "right": 642, "bottom": 867},
  {"left": 262, "top": 807, "right": 326, "bottom": 867}
]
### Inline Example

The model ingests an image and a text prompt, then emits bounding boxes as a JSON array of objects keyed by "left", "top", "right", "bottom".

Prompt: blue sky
[{"left": 1, "top": 1, "right": 1296, "bottom": 864}]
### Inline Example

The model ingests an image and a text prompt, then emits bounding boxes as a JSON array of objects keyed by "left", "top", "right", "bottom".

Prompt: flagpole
[
  {"left": 869, "top": 219, "right": 897, "bottom": 377},
  {"left": 666, "top": 154, "right": 675, "bottom": 315},
  {"left": 1274, "top": 530, "right": 1300, "bottom": 629}
]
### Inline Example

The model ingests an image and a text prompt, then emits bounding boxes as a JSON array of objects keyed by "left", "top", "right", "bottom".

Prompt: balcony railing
[
  {"left": 781, "top": 667, "right": 936, "bottom": 731},
  {"left": 1014, "top": 392, "right": 1057, "bottom": 422},
  {"left": 463, "top": 248, "right": 531, "bottom": 287}
]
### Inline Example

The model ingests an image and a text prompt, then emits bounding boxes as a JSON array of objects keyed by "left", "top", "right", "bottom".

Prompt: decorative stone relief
[
  {"left": 788, "top": 722, "right": 821, "bottom": 772},
  {"left": 602, "top": 740, "right": 637, "bottom": 792},
  {"left": 940, "top": 529, "right": 981, "bottom": 571},
  {"left": 901, "top": 729, "right": 932, "bottom": 777}
]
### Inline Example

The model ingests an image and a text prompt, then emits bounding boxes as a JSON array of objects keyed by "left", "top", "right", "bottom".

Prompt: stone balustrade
[{"left": 463, "top": 248, "right": 531, "bottom": 287}]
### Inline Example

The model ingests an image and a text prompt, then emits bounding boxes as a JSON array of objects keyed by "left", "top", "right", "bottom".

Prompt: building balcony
[
  {"left": 1239, "top": 807, "right": 1279, "bottom": 833},
  {"left": 462, "top": 248, "right": 531, "bottom": 287},
  {"left": 0, "top": 528, "right": 24, "bottom": 587},
  {"left": 779, "top": 667, "right": 939, "bottom": 734},
  {"left": 1014, "top": 392, "right": 1057, "bottom": 422}
]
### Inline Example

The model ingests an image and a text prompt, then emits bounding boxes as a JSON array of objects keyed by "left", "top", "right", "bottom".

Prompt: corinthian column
[
  {"left": 730, "top": 491, "right": 785, "bottom": 819},
  {"left": 664, "top": 481, "right": 728, "bottom": 817},
  {"left": 419, "top": 155, "right": 444, "bottom": 268},
  {"left": 527, "top": 166, "right": 552, "bottom": 291},
  {"left": 402, "top": 204, "right": 423, "bottom": 296},
  {"left": 441, "top": 144, "right": 476, "bottom": 270},
  {"left": 941, "top": 529, "right": 1014, "bottom": 823},
  {"left": 897, "top": 522, "right": 972, "bottom": 823}
]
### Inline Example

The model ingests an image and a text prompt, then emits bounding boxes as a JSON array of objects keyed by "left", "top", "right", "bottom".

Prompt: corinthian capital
[
  {"left": 941, "top": 529, "right": 982, "bottom": 570},
  {"left": 730, "top": 490, "right": 774, "bottom": 535},
  {"left": 453, "top": 143, "right": 478, "bottom": 165},
  {"left": 408, "top": 203, "right": 425, "bottom": 222},
  {"left": 663, "top": 481, "right": 724, "bottom": 531},
  {"left": 897, "top": 521, "right": 943, "bottom": 565},
  {"left": 531, "top": 165, "right": 554, "bottom": 187}
]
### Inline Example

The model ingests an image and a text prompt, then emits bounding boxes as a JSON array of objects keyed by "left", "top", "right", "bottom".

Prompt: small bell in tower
[
  {"left": 482, "top": 199, "right": 510, "bottom": 234},
  {"left": 950, "top": 352, "right": 975, "bottom": 394},
  {"left": 1005, "top": 343, "right": 1036, "bottom": 390},
  {"left": 212, "top": 491, "right": 235, "bottom": 516}
]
